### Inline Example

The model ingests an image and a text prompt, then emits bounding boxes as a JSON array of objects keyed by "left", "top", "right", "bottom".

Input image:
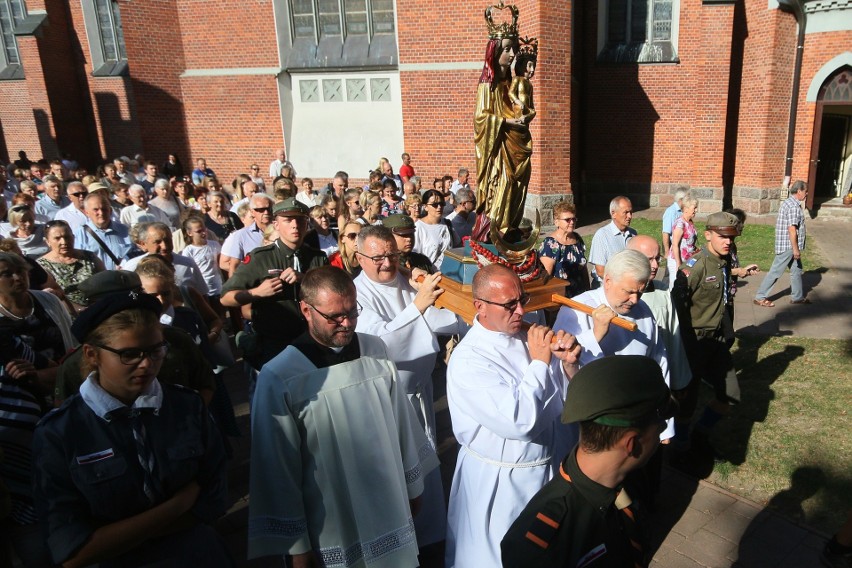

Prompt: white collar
[{"left": 80, "top": 371, "right": 163, "bottom": 421}]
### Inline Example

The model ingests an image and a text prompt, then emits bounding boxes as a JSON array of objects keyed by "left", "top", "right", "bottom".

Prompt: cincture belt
[{"left": 462, "top": 444, "right": 551, "bottom": 469}]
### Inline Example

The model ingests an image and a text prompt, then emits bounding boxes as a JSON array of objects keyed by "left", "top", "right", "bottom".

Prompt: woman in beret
[{"left": 31, "top": 291, "right": 232, "bottom": 567}]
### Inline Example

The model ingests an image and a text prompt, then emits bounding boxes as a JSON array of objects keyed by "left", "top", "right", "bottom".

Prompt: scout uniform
[
  {"left": 54, "top": 270, "right": 216, "bottom": 401},
  {"left": 383, "top": 214, "right": 434, "bottom": 273},
  {"left": 502, "top": 356, "right": 674, "bottom": 568},
  {"left": 221, "top": 198, "right": 328, "bottom": 366},
  {"left": 671, "top": 212, "right": 739, "bottom": 413}
]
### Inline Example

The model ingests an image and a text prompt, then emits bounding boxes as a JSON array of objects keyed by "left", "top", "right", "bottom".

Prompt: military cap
[
  {"left": 71, "top": 290, "right": 162, "bottom": 342},
  {"left": 383, "top": 214, "right": 416, "bottom": 235},
  {"left": 272, "top": 197, "right": 309, "bottom": 217},
  {"left": 78, "top": 270, "right": 142, "bottom": 301},
  {"left": 705, "top": 211, "right": 740, "bottom": 237},
  {"left": 562, "top": 356, "right": 674, "bottom": 427}
]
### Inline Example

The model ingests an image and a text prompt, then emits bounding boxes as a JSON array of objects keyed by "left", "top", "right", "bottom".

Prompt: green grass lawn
[
  {"left": 629, "top": 217, "right": 823, "bottom": 271},
  {"left": 700, "top": 335, "right": 852, "bottom": 534},
  {"left": 631, "top": 217, "right": 847, "bottom": 533}
]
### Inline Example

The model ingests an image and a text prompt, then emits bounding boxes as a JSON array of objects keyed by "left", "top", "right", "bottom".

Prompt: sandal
[
  {"left": 790, "top": 298, "right": 812, "bottom": 305},
  {"left": 753, "top": 298, "right": 775, "bottom": 307}
]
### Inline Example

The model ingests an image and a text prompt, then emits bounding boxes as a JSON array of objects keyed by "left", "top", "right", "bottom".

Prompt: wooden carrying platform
[{"left": 434, "top": 274, "right": 568, "bottom": 324}]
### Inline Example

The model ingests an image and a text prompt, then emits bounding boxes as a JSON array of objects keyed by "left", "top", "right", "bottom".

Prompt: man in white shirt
[
  {"left": 120, "top": 185, "right": 171, "bottom": 228},
  {"left": 588, "top": 196, "right": 637, "bottom": 288},
  {"left": 53, "top": 181, "right": 89, "bottom": 229},
  {"left": 268, "top": 147, "right": 296, "bottom": 179},
  {"left": 448, "top": 167, "right": 471, "bottom": 195},
  {"left": 353, "top": 225, "right": 467, "bottom": 552},
  {"left": 553, "top": 249, "right": 672, "bottom": 441},
  {"left": 445, "top": 264, "right": 581, "bottom": 568}
]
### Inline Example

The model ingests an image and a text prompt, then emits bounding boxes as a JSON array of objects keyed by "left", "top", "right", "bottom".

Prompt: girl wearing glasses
[
  {"left": 538, "top": 201, "right": 589, "bottom": 297},
  {"left": 31, "top": 291, "right": 231, "bottom": 567},
  {"left": 5, "top": 205, "right": 48, "bottom": 258},
  {"left": 413, "top": 189, "right": 453, "bottom": 271}
]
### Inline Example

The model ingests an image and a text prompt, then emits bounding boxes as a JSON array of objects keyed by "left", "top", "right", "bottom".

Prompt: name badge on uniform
[
  {"left": 705, "top": 276, "right": 717, "bottom": 283},
  {"left": 76, "top": 449, "right": 115, "bottom": 465}
]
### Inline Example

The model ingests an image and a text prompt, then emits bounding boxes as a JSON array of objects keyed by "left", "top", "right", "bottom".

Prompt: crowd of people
[{"left": 2, "top": 148, "right": 830, "bottom": 567}]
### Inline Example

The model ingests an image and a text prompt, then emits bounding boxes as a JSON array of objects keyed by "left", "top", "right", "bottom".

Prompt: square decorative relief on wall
[
  {"left": 300, "top": 80, "right": 320, "bottom": 103},
  {"left": 370, "top": 78, "right": 391, "bottom": 102},
  {"left": 346, "top": 78, "right": 367, "bottom": 102},
  {"left": 322, "top": 79, "right": 343, "bottom": 102}
]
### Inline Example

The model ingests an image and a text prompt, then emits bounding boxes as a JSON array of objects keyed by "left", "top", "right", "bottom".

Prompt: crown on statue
[
  {"left": 518, "top": 36, "right": 538, "bottom": 58},
  {"left": 485, "top": 1, "right": 519, "bottom": 40}
]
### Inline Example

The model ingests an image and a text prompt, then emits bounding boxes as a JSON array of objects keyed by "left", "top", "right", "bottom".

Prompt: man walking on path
[{"left": 753, "top": 181, "right": 810, "bottom": 307}]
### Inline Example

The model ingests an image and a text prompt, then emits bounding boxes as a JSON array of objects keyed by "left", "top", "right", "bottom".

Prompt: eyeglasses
[
  {"left": 344, "top": 232, "right": 359, "bottom": 240},
  {"left": 475, "top": 293, "right": 531, "bottom": 312},
  {"left": 253, "top": 207, "right": 273, "bottom": 213},
  {"left": 305, "top": 301, "right": 362, "bottom": 325},
  {"left": 69, "top": 192, "right": 87, "bottom": 198},
  {"left": 93, "top": 341, "right": 169, "bottom": 365},
  {"left": 426, "top": 202, "right": 445, "bottom": 208},
  {"left": 356, "top": 251, "right": 401, "bottom": 264},
  {"left": 558, "top": 217, "right": 577, "bottom": 223},
  {"left": 10, "top": 205, "right": 31, "bottom": 212}
]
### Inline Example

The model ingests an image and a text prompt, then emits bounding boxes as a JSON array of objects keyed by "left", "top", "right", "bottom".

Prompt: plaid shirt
[{"left": 774, "top": 196, "right": 805, "bottom": 254}]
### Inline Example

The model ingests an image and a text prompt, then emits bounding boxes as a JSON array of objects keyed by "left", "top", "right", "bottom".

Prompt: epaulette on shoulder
[
  {"left": 685, "top": 257, "right": 699, "bottom": 267},
  {"left": 38, "top": 399, "right": 74, "bottom": 425},
  {"left": 521, "top": 501, "right": 568, "bottom": 551}
]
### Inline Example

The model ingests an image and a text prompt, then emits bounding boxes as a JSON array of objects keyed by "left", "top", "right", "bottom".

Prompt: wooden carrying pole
[{"left": 550, "top": 294, "right": 638, "bottom": 332}]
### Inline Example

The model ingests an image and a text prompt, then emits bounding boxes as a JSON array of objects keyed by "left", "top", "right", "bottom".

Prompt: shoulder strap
[{"left": 83, "top": 225, "right": 121, "bottom": 266}]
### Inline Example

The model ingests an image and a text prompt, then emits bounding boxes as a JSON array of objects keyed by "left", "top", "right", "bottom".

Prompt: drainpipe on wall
[{"left": 778, "top": 0, "right": 806, "bottom": 190}]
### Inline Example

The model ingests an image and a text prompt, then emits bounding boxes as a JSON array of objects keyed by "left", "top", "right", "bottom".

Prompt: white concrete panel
[{"left": 284, "top": 71, "right": 405, "bottom": 179}]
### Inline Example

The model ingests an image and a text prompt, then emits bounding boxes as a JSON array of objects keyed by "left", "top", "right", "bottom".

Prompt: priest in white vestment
[
  {"left": 353, "top": 225, "right": 468, "bottom": 548},
  {"left": 248, "top": 267, "right": 438, "bottom": 567},
  {"left": 445, "top": 264, "right": 582, "bottom": 568},
  {"left": 553, "top": 249, "right": 673, "bottom": 440}
]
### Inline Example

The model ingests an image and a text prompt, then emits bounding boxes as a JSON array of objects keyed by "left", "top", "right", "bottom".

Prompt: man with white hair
[
  {"left": 553, "top": 249, "right": 671, "bottom": 441},
  {"left": 53, "top": 181, "right": 89, "bottom": 229},
  {"left": 587, "top": 196, "right": 637, "bottom": 288},
  {"left": 119, "top": 184, "right": 170, "bottom": 228},
  {"left": 268, "top": 147, "right": 296, "bottom": 179},
  {"left": 34, "top": 175, "right": 69, "bottom": 220},
  {"left": 662, "top": 189, "right": 688, "bottom": 259},
  {"left": 220, "top": 193, "right": 274, "bottom": 276},
  {"left": 229, "top": 180, "right": 260, "bottom": 214}
]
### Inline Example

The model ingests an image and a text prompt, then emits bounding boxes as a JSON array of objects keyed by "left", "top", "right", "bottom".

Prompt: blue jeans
[{"left": 755, "top": 248, "right": 803, "bottom": 301}]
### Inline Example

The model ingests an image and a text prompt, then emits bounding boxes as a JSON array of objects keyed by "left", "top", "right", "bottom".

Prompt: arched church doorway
[{"left": 807, "top": 66, "right": 852, "bottom": 211}]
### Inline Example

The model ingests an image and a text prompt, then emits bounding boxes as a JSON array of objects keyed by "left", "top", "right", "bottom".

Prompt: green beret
[
  {"left": 705, "top": 211, "right": 740, "bottom": 237},
  {"left": 383, "top": 214, "right": 416, "bottom": 234},
  {"left": 273, "top": 197, "right": 309, "bottom": 217},
  {"left": 71, "top": 291, "right": 162, "bottom": 342},
  {"left": 78, "top": 270, "right": 142, "bottom": 302},
  {"left": 562, "top": 356, "right": 674, "bottom": 427}
]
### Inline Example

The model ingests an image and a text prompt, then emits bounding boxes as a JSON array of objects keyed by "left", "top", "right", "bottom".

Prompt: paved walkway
[{"left": 215, "top": 214, "right": 848, "bottom": 567}]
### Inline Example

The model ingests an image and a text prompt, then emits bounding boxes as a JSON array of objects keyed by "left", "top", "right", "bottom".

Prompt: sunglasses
[
  {"left": 10, "top": 204, "right": 31, "bottom": 212},
  {"left": 69, "top": 192, "right": 87, "bottom": 198},
  {"left": 253, "top": 207, "right": 273, "bottom": 213},
  {"left": 426, "top": 202, "right": 445, "bottom": 208},
  {"left": 344, "top": 232, "right": 359, "bottom": 240},
  {"left": 305, "top": 301, "right": 362, "bottom": 325},
  {"left": 475, "top": 293, "right": 531, "bottom": 312}
]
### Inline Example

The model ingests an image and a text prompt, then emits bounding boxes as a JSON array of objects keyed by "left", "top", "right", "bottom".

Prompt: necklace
[{"left": 0, "top": 295, "right": 34, "bottom": 320}]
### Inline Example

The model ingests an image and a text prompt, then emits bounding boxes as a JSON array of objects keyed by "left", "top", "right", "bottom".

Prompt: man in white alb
[
  {"left": 353, "top": 225, "right": 468, "bottom": 552},
  {"left": 249, "top": 266, "right": 436, "bottom": 567},
  {"left": 445, "top": 264, "right": 581, "bottom": 568}
]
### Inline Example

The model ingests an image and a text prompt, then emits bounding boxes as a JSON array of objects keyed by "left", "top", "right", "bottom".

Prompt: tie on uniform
[{"left": 108, "top": 407, "right": 162, "bottom": 505}]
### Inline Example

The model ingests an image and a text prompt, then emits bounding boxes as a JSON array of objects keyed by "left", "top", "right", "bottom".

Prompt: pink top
[{"left": 668, "top": 216, "right": 698, "bottom": 262}]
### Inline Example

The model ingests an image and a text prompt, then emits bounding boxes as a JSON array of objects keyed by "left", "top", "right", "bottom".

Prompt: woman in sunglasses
[
  {"left": 538, "top": 201, "right": 588, "bottom": 297},
  {"left": 413, "top": 189, "right": 453, "bottom": 271},
  {"left": 37, "top": 220, "right": 105, "bottom": 312},
  {"left": 328, "top": 220, "right": 362, "bottom": 277},
  {"left": 5, "top": 204, "right": 48, "bottom": 258},
  {"left": 32, "top": 291, "right": 231, "bottom": 567}
]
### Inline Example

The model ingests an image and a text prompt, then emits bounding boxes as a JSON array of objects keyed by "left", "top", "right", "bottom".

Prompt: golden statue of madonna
[{"left": 471, "top": 1, "right": 538, "bottom": 242}]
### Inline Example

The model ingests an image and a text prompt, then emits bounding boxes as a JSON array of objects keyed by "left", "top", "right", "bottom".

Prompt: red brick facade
[{"left": 1, "top": 0, "right": 850, "bottom": 217}]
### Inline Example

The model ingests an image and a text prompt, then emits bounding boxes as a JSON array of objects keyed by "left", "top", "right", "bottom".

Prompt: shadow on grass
[{"left": 712, "top": 337, "right": 806, "bottom": 466}]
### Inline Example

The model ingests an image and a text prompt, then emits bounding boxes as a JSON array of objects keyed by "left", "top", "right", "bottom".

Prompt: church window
[{"left": 599, "top": 0, "right": 679, "bottom": 63}]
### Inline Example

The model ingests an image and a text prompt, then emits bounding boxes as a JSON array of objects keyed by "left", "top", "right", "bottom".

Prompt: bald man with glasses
[{"left": 445, "top": 263, "right": 581, "bottom": 568}]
